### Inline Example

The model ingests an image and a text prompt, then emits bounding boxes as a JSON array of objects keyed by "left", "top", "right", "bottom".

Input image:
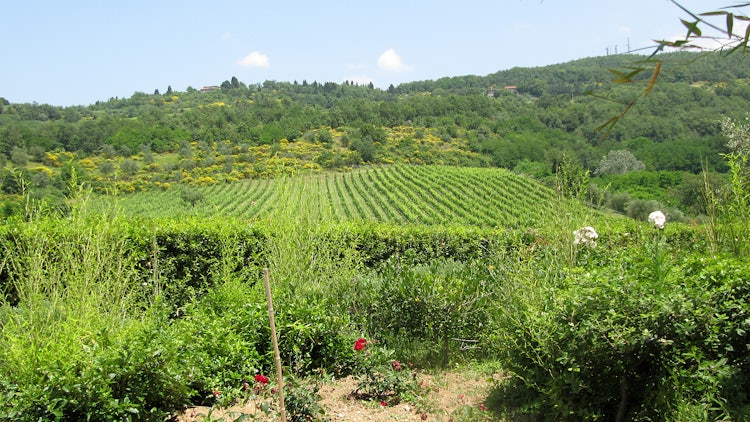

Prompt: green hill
[{"left": 3, "top": 51, "right": 750, "bottom": 220}]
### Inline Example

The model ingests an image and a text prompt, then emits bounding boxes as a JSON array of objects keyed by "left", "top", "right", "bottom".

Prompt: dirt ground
[{"left": 174, "top": 368, "right": 500, "bottom": 421}]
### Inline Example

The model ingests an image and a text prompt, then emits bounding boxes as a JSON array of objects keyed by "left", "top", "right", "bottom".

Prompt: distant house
[
  {"left": 487, "top": 85, "right": 518, "bottom": 97},
  {"left": 200, "top": 86, "right": 220, "bottom": 92}
]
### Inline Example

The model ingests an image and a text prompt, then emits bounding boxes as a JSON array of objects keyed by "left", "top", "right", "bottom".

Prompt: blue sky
[{"left": 0, "top": 1, "right": 738, "bottom": 106}]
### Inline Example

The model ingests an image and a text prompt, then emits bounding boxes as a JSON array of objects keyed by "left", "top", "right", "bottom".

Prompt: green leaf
[
  {"left": 608, "top": 67, "right": 646, "bottom": 84},
  {"left": 727, "top": 13, "right": 734, "bottom": 37},
  {"left": 644, "top": 61, "right": 662, "bottom": 97},
  {"left": 681, "top": 19, "right": 702, "bottom": 37}
]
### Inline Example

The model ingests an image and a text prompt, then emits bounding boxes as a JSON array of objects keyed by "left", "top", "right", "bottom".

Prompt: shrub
[
  {"left": 0, "top": 215, "right": 190, "bottom": 421},
  {"left": 167, "top": 280, "right": 266, "bottom": 405},
  {"left": 493, "top": 235, "right": 750, "bottom": 420},
  {"left": 361, "top": 258, "right": 498, "bottom": 366},
  {"left": 350, "top": 337, "right": 420, "bottom": 405}
]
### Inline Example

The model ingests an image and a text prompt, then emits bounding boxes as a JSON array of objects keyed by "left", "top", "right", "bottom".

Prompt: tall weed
[{"left": 0, "top": 213, "right": 186, "bottom": 420}]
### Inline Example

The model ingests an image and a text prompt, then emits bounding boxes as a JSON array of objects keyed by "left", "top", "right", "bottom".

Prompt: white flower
[
  {"left": 648, "top": 210, "right": 666, "bottom": 229},
  {"left": 574, "top": 226, "right": 599, "bottom": 248}
]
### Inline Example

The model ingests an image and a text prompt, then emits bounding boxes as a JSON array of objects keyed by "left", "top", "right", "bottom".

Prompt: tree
[
  {"left": 100, "top": 144, "right": 117, "bottom": 159},
  {"left": 180, "top": 187, "right": 204, "bottom": 207},
  {"left": 178, "top": 141, "right": 192, "bottom": 158},
  {"left": 120, "top": 159, "right": 139, "bottom": 177},
  {"left": 351, "top": 136, "right": 375, "bottom": 162},
  {"left": 98, "top": 160, "right": 115, "bottom": 177},
  {"left": 721, "top": 115, "right": 750, "bottom": 157},
  {"left": 10, "top": 146, "right": 29, "bottom": 167},
  {"left": 595, "top": 149, "right": 646, "bottom": 175}
]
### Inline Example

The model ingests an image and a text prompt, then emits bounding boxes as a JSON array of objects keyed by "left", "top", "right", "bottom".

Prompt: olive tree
[{"left": 595, "top": 150, "right": 646, "bottom": 175}]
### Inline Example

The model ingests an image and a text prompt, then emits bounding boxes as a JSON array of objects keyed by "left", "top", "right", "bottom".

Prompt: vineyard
[{"left": 93, "top": 165, "right": 559, "bottom": 227}]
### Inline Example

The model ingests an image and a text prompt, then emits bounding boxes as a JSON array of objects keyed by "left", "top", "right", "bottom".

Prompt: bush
[
  {"left": 360, "top": 258, "right": 498, "bottom": 366},
  {"left": 0, "top": 319, "right": 188, "bottom": 421},
  {"left": 167, "top": 280, "right": 266, "bottom": 405},
  {"left": 0, "top": 214, "right": 190, "bottom": 421},
  {"left": 493, "top": 234, "right": 750, "bottom": 420}
]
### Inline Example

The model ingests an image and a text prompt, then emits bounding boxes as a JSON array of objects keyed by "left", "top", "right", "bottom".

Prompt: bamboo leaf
[
  {"left": 608, "top": 67, "right": 646, "bottom": 84},
  {"left": 728, "top": 13, "right": 734, "bottom": 36},
  {"left": 681, "top": 19, "right": 702, "bottom": 37},
  {"left": 594, "top": 115, "right": 621, "bottom": 133},
  {"left": 644, "top": 61, "right": 662, "bottom": 97},
  {"left": 730, "top": 23, "right": 750, "bottom": 54}
]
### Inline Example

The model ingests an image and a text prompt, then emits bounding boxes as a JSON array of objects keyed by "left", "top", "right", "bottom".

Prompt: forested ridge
[{"left": 2, "top": 50, "right": 750, "bottom": 218}]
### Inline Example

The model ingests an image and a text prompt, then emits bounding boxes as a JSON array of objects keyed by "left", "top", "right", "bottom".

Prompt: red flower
[
  {"left": 380, "top": 401, "right": 388, "bottom": 407},
  {"left": 479, "top": 403, "right": 489, "bottom": 411},
  {"left": 354, "top": 337, "right": 368, "bottom": 351},
  {"left": 213, "top": 389, "right": 221, "bottom": 397},
  {"left": 392, "top": 360, "right": 403, "bottom": 371},
  {"left": 254, "top": 374, "right": 269, "bottom": 384}
]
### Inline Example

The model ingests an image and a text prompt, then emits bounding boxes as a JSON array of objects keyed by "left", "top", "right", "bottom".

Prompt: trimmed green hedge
[{"left": 1, "top": 218, "right": 517, "bottom": 307}]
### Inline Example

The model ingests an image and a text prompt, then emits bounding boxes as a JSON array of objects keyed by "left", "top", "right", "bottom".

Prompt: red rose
[
  {"left": 354, "top": 337, "right": 368, "bottom": 351},
  {"left": 392, "top": 360, "right": 403, "bottom": 371},
  {"left": 380, "top": 401, "right": 388, "bottom": 406},
  {"left": 254, "top": 374, "right": 269, "bottom": 384}
]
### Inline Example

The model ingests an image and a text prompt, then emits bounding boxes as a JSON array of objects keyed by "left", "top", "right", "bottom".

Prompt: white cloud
[
  {"left": 377, "top": 48, "right": 411, "bottom": 72},
  {"left": 238, "top": 51, "right": 270, "bottom": 68}
]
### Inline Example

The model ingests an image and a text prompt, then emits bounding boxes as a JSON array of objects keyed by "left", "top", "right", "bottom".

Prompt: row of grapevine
[{"left": 93, "top": 165, "right": 562, "bottom": 228}]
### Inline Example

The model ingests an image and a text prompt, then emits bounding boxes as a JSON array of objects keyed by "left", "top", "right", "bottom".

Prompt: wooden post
[{"left": 264, "top": 268, "right": 286, "bottom": 422}]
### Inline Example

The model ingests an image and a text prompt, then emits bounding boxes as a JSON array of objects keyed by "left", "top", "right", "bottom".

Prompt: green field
[{"left": 93, "top": 165, "right": 560, "bottom": 227}]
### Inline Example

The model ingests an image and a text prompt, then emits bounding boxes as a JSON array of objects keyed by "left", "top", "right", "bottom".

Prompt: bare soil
[{"left": 174, "top": 368, "right": 501, "bottom": 421}]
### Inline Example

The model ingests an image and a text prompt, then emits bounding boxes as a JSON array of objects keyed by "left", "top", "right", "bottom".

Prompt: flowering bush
[
  {"left": 648, "top": 210, "right": 666, "bottom": 229},
  {"left": 573, "top": 226, "right": 598, "bottom": 248},
  {"left": 351, "top": 338, "right": 419, "bottom": 405},
  {"left": 354, "top": 337, "right": 368, "bottom": 351}
]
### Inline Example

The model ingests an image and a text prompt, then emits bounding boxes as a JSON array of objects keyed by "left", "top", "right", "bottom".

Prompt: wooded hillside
[{"left": 1, "top": 51, "right": 749, "bottom": 218}]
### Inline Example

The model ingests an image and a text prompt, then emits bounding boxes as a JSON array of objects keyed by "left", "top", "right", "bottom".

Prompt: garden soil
[{"left": 174, "top": 369, "right": 498, "bottom": 421}]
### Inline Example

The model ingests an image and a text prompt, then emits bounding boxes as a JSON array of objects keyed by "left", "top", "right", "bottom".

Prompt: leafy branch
[{"left": 597, "top": 1, "right": 750, "bottom": 136}]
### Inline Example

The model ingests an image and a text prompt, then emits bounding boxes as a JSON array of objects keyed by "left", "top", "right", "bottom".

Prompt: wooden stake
[{"left": 264, "top": 268, "right": 287, "bottom": 422}]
